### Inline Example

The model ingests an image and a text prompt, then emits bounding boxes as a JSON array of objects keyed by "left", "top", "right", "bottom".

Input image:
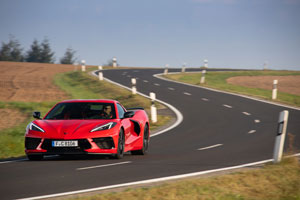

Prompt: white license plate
[{"left": 52, "top": 140, "right": 78, "bottom": 147}]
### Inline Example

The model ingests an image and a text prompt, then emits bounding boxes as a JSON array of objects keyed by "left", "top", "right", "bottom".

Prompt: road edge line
[
  {"left": 17, "top": 153, "right": 300, "bottom": 200},
  {"left": 91, "top": 70, "right": 183, "bottom": 137},
  {"left": 154, "top": 73, "right": 300, "bottom": 111}
]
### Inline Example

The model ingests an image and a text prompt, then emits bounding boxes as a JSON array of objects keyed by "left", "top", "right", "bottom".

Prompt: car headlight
[
  {"left": 90, "top": 122, "right": 117, "bottom": 132},
  {"left": 27, "top": 122, "right": 45, "bottom": 133}
]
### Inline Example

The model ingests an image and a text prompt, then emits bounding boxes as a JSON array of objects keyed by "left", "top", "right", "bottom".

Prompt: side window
[{"left": 116, "top": 103, "right": 125, "bottom": 119}]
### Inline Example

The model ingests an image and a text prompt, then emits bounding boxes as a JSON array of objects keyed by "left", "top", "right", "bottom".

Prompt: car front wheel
[{"left": 114, "top": 129, "right": 125, "bottom": 159}]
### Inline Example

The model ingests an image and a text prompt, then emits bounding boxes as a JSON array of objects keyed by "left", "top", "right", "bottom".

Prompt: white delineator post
[
  {"left": 272, "top": 80, "right": 278, "bottom": 100},
  {"left": 273, "top": 110, "right": 289, "bottom": 163},
  {"left": 112, "top": 57, "right": 117, "bottom": 68},
  {"left": 204, "top": 59, "right": 208, "bottom": 68},
  {"left": 98, "top": 65, "right": 103, "bottom": 81},
  {"left": 164, "top": 64, "right": 169, "bottom": 75},
  {"left": 200, "top": 70, "right": 206, "bottom": 84},
  {"left": 182, "top": 63, "right": 186, "bottom": 73},
  {"left": 131, "top": 78, "right": 137, "bottom": 95},
  {"left": 81, "top": 60, "right": 86, "bottom": 72},
  {"left": 150, "top": 92, "right": 157, "bottom": 123},
  {"left": 98, "top": 72, "right": 103, "bottom": 81}
]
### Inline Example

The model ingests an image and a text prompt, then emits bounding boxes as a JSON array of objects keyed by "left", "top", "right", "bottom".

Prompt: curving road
[{"left": 0, "top": 68, "right": 299, "bottom": 200}]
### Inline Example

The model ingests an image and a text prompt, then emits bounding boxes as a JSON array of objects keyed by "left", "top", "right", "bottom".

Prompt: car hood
[{"left": 33, "top": 119, "right": 116, "bottom": 139}]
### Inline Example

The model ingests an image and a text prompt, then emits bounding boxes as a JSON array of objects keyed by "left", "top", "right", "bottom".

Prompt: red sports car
[{"left": 25, "top": 99, "right": 150, "bottom": 160}]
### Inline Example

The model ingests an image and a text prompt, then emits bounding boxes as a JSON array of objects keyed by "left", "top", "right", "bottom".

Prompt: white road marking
[
  {"left": 143, "top": 80, "right": 148, "bottom": 83},
  {"left": 0, "top": 159, "right": 27, "bottom": 164},
  {"left": 20, "top": 70, "right": 300, "bottom": 200},
  {"left": 154, "top": 83, "right": 160, "bottom": 86},
  {"left": 198, "top": 144, "right": 223, "bottom": 151},
  {"left": 223, "top": 104, "right": 232, "bottom": 108},
  {"left": 91, "top": 70, "right": 183, "bottom": 138},
  {"left": 248, "top": 130, "right": 257, "bottom": 134},
  {"left": 127, "top": 75, "right": 131, "bottom": 78},
  {"left": 77, "top": 161, "right": 132, "bottom": 171},
  {"left": 0, "top": 155, "right": 59, "bottom": 164},
  {"left": 254, "top": 119, "right": 261, "bottom": 123},
  {"left": 16, "top": 154, "right": 300, "bottom": 200},
  {"left": 155, "top": 72, "right": 300, "bottom": 111},
  {"left": 168, "top": 87, "right": 175, "bottom": 90},
  {"left": 183, "top": 92, "right": 192, "bottom": 96},
  {"left": 201, "top": 98, "right": 209, "bottom": 101},
  {"left": 242, "top": 112, "right": 251, "bottom": 116}
]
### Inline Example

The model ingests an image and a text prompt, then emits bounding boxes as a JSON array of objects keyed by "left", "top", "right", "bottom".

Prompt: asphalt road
[{"left": 1, "top": 68, "right": 299, "bottom": 200}]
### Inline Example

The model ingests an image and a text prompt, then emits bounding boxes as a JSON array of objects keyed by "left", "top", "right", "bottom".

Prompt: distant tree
[
  {"left": 25, "top": 39, "right": 41, "bottom": 62},
  {"left": 0, "top": 42, "right": 11, "bottom": 61},
  {"left": 60, "top": 48, "right": 76, "bottom": 64},
  {"left": 26, "top": 38, "right": 55, "bottom": 63},
  {"left": 40, "top": 38, "right": 55, "bottom": 63},
  {"left": 0, "top": 35, "right": 24, "bottom": 62}
]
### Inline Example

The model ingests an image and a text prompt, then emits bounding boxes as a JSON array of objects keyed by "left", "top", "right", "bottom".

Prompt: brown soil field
[
  {"left": 227, "top": 76, "right": 300, "bottom": 96},
  {"left": 0, "top": 108, "right": 26, "bottom": 131},
  {"left": 0, "top": 61, "right": 75, "bottom": 102}
]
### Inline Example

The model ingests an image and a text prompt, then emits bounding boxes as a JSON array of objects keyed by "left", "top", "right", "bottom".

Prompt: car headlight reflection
[{"left": 90, "top": 122, "right": 117, "bottom": 132}]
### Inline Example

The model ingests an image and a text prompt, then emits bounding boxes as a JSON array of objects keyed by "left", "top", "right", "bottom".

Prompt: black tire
[
  {"left": 27, "top": 154, "right": 43, "bottom": 161},
  {"left": 131, "top": 124, "right": 149, "bottom": 155},
  {"left": 114, "top": 129, "right": 125, "bottom": 159}
]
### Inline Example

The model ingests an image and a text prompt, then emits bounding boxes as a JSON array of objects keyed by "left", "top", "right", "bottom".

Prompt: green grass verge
[
  {"left": 68, "top": 157, "right": 300, "bottom": 200},
  {"left": 0, "top": 71, "right": 171, "bottom": 159},
  {"left": 54, "top": 71, "right": 170, "bottom": 130},
  {"left": 165, "top": 70, "right": 300, "bottom": 107},
  {"left": 0, "top": 102, "right": 57, "bottom": 158}
]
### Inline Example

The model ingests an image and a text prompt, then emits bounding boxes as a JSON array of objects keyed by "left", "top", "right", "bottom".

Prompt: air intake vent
[
  {"left": 93, "top": 137, "right": 115, "bottom": 149},
  {"left": 25, "top": 137, "right": 41, "bottom": 150}
]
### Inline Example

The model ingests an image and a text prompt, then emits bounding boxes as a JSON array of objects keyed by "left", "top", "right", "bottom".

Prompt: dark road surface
[{"left": 1, "top": 68, "right": 299, "bottom": 200}]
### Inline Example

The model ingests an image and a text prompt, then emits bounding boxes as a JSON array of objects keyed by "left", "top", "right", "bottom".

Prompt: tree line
[{"left": 0, "top": 35, "right": 77, "bottom": 64}]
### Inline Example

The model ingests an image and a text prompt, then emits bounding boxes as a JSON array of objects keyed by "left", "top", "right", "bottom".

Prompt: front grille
[
  {"left": 41, "top": 139, "right": 91, "bottom": 154},
  {"left": 93, "top": 137, "right": 115, "bottom": 149},
  {"left": 25, "top": 137, "right": 41, "bottom": 150}
]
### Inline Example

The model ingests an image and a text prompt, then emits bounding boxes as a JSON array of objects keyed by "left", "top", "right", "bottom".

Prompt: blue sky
[{"left": 0, "top": 0, "right": 300, "bottom": 70}]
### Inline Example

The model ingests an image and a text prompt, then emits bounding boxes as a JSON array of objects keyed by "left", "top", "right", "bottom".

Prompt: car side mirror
[
  {"left": 123, "top": 111, "right": 135, "bottom": 119},
  {"left": 33, "top": 111, "right": 41, "bottom": 119}
]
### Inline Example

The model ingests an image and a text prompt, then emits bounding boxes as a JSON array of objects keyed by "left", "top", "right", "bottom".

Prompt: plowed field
[
  {"left": 0, "top": 61, "right": 74, "bottom": 102},
  {"left": 227, "top": 75, "right": 300, "bottom": 96},
  {"left": 0, "top": 108, "right": 26, "bottom": 131}
]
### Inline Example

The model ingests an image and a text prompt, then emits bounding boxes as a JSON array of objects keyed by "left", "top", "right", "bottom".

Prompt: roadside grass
[
  {"left": 68, "top": 156, "right": 300, "bottom": 200},
  {"left": 164, "top": 70, "right": 300, "bottom": 107},
  {"left": 0, "top": 102, "right": 57, "bottom": 158},
  {"left": 0, "top": 70, "right": 171, "bottom": 159},
  {"left": 54, "top": 71, "right": 170, "bottom": 130}
]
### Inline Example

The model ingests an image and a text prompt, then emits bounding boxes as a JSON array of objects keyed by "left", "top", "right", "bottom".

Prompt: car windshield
[{"left": 44, "top": 102, "right": 116, "bottom": 120}]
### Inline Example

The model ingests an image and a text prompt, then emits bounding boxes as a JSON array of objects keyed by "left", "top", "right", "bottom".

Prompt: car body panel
[{"left": 25, "top": 99, "right": 149, "bottom": 157}]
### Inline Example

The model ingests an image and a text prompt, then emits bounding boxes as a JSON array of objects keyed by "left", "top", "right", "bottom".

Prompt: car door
[{"left": 116, "top": 103, "right": 131, "bottom": 146}]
